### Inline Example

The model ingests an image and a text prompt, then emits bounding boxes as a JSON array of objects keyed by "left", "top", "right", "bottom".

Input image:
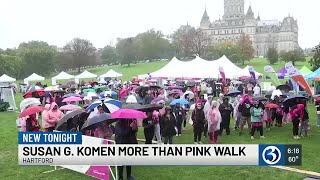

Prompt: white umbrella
[
  {"left": 88, "top": 104, "right": 120, "bottom": 119},
  {"left": 183, "top": 91, "right": 195, "bottom": 100},
  {"left": 20, "top": 98, "right": 41, "bottom": 111},
  {"left": 126, "top": 95, "right": 138, "bottom": 104},
  {"left": 271, "top": 89, "right": 282, "bottom": 100}
]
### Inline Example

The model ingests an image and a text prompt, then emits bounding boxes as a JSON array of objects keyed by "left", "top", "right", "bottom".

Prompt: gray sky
[{"left": 0, "top": 0, "right": 319, "bottom": 49}]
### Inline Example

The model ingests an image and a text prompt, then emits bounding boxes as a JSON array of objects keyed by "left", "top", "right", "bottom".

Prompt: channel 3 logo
[{"left": 259, "top": 145, "right": 284, "bottom": 166}]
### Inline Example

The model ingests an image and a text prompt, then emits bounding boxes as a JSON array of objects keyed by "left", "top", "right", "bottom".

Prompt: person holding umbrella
[
  {"left": 115, "top": 119, "right": 137, "bottom": 180},
  {"left": 160, "top": 107, "right": 176, "bottom": 144},
  {"left": 143, "top": 111, "right": 155, "bottom": 144},
  {"left": 191, "top": 101, "right": 206, "bottom": 144}
]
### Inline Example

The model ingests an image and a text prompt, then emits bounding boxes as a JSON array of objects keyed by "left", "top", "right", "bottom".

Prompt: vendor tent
[
  {"left": 51, "top": 71, "right": 74, "bottom": 85},
  {"left": 0, "top": 86, "right": 17, "bottom": 111},
  {"left": 75, "top": 70, "right": 97, "bottom": 84},
  {"left": 305, "top": 67, "right": 320, "bottom": 81},
  {"left": 24, "top": 73, "right": 45, "bottom": 85},
  {"left": 100, "top": 69, "right": 123, "bottom": 78},
  {"left": 0, "top": 74, "right": 16, "bottom": 83},
  {"left": 299, "top": 66, "right": 313, "bottom": 76}
]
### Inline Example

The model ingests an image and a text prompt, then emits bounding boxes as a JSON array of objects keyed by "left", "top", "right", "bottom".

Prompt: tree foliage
[
  {"left": 310, "top": 43, "right": 320, "bottom": 71},
  {"left": 63, "top": 38, "right": 96, "bottom": 73},
  {"left": 101, "top": 45, "right": 117, "bottom": 65},
  {"left": 18, "top": 41, "right": 57, "bottom": 77},
  {"left": 0, "top": 54, "right": 22, "bottom": 77},
  {"left": 267, "top": 48, "right": 279, "bottom": 64},
  {"left": 205, "top": 42, "right": 242, "bottom": 63},
  {"left": 280, "top": 48, "right": 305, "bottom": 66},
  {"left": 116, "top": 38, "right": 137, "bottom": 66},
  {"left": 237, "top": 34, "right": 254, "bottom": 65}
]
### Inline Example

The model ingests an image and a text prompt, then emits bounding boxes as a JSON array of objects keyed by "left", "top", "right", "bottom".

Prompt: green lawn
[{"left": 1, "top": 58, "right": 320, "bottom": 180}]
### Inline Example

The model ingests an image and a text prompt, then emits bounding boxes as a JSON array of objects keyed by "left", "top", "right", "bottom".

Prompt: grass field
[{"left": 1, "top": 58, "right": 320, "bottom": 180}]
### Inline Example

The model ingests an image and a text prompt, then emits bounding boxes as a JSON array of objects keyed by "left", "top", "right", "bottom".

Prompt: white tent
[
  {"left": 0, "top": 74, "right": 16, "bottom": 83},
  {"left": 24, "top": 73, "right": 45, "bottom": 85},
  {"left": 75, "top": 70, "right": 97, "bottom": 83},
  {"left": 51, "top": 71, "right": 74, "bottom": 85},
  {"left": 242, "top": 66, "right": 263, "bottom": 77},
  {"left": 100, "top": 69, "right": 123, "bottom": 78}
]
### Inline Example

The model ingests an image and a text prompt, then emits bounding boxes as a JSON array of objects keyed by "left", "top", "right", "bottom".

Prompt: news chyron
[{"left": 18, "top": 132, "right": 302, "bottom": 166}]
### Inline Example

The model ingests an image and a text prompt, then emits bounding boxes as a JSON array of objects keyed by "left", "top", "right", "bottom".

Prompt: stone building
[{"left": 200, "top": 0, "right": 299, "bottom": 57}]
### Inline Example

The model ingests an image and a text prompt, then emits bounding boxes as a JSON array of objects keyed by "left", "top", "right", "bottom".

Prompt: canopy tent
[
  {"left": 100, "top": 69, "right": 123, "bottom": 78},
  {"left": 305, "top": 67, "right": 320, "bottom": 81},
  {"left": 24, "top": 73, "right": 45, "bottom": 85},
  {"left": 75, "top": 70, "right": 97, "bottom": 84},
  {"left": 277, "top": 67, "right": 288, "bottom": 79},
  {"left": 51, "top": 71, "right": 74, "bottom": 85},
  {"left": 145, "top": 56, "right": 257, "bottom": 79},
  {"left": 0, "top": 74, "right": 16, "bottom": 83},
  {"left": 242, "top": 66, "right": 263, "bottom": 77},
  {"left": 299, "top": 66, "right": 313, "bottom": 76},
  {"left": 0, "top": 86, "right": 17, "bottom": 111}
]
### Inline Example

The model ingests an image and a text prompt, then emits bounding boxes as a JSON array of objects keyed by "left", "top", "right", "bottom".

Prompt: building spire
[{"left": 257, "top": 11, "right": 260, "bottom": 20}]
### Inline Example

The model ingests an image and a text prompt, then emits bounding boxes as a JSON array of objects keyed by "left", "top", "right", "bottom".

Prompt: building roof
[
  {"left": 257, "top": 20, "right": 280, "bottom": 26},
  {"left": 246, "top": 5, "right": 254, "bottom": 18}
]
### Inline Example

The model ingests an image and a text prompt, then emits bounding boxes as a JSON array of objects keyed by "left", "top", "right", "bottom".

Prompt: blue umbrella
[
  {"left": 170, "top": 98, "right": 189, "bottom": 105},
  {"left": 283, "top": 95, "right": 307, "bottom": 107},
  {"left": 86, "top": 98, "right": 122, "bottom": 110},
  {"left": 226, "top": 90, "right": 241, "bottom": 97}
]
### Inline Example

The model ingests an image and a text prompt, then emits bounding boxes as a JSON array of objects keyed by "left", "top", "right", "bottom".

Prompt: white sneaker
[
  {"left": 260, "top": 136, "right": 265, "bottom": 139},
  {"left": 179, "top": 134, "right": 181, "bottom": 136},
  {"left": 176, "top": 134, "right": 178, "bottom": 137},
  {"left": 251, "top": 136, "right": 254, "bottom": 139},
  {"left": 296, "top": 136, "right": 301, "bottom": 139},
  {"left": 198, "top": 141, "right": 203, "bottom": 144},
  {"left": 194, "top": 142, "right": 198, "bottom": 144}
]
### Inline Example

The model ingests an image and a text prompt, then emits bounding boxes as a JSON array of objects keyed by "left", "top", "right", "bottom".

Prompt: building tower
[
  {"left": 223, "top": 0, "right": 245, "bottom": 20},
  {"left": 200, "top": 7, "right": 211, "bottom": 28}
]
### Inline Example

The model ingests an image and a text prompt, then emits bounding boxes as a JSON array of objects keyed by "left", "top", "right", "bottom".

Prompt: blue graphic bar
[{"left": 18, "top": 132, "right": 82, "bottom": 144}]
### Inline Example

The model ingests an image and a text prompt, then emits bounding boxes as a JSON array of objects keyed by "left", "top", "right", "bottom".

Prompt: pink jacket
[{"left": 43, "top": 102, "right": 63, "bottom": 129}]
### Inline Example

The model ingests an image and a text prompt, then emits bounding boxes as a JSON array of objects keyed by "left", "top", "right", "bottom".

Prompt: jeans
[
  {"left": 292, "top": 118, "right": 300, "bottom": 136},
  {"left": 154, "top": 124, "right": 162, "bottom": 144},
  {"left": 250, "top": 126, "right": 263, "bottom": 136},
  {"left": 299, "top": 120, "right": 308, "bottom": 136},
  {"left": 164, "top": 136, "right": 173, "bottom": 144},
  {"left": 193, "top": 124, "right": 203, "bottom": 142}
]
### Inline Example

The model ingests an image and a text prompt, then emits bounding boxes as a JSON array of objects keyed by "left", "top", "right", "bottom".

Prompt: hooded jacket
[
  {"left": 44, "top": 102, "right": 64, "bottom": 128},
  {"left": 41, "top": 104, "right": 51, "bottom": 129}
]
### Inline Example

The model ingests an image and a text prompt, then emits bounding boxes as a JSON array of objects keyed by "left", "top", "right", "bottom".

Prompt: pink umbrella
[
  {"left": 62, "top": 96, "right": 83, "bottom": 103},
  {"left": 111, "top": 109, "right": 147, "bottom": 119}
]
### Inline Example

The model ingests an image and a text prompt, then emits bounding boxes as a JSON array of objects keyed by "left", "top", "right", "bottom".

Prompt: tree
[
  {"left": 171, "top": 25, "right": 209, "bottom": 57},
  {"left": 280, "top": 48, "right": 305, "bottom": 66},
  {"left": 267, "top": 47, "right": 279, "bottom": 64},
  {"left": 63, "top": 38, "right": 96, "bottom": 73},
  {"left": 18, "top": 41, "right": 57, "bottom": 77},
  {"left": 205, "top": 42, "right": 242, "bottom": 63},
  {"left": 0, "top": 54, "right": 22, "bottom": 77},
  {"left": 310, "top": 43, "right": 320, "bottom": 71},
  {"left": 101, "top": 45, "right": 117, "bottom": 65},
  {"left": 237, "top": 34, "right": 254, "bottom": 65},
  {"left": 116, "top": 38, "right": 137, "bottom": 66}
]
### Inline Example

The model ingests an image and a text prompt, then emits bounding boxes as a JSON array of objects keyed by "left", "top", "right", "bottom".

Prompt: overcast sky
[{"left": 0, "top": 0, "right": 319, "bottom": 49}]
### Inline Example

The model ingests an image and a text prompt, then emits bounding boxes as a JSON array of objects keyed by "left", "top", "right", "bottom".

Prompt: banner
[
  {"left": 219, "top": 66, "right": 226, "bottom": 87},
  {"left": 290, "top": 78, "right": 299, "bottom": 94},
  {"left": 264, "top": 65, "right": 281, "bottom": 86},
  {"left": 248, "top": 66, "right": 256, "bottom": 84},
  {"left": 285, "top": 63, "right": 312, "bottom": 96}
]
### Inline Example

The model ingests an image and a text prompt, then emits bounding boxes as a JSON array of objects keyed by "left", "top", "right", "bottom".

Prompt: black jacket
[
  {"left": 160, "top": 114, "right": 176, "bottom": 137},
  {"left": 115, "top": 119, "right": 138, "bottom": 144}
]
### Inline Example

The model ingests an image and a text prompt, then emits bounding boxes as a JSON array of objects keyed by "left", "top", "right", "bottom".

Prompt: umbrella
[
  {"left": 20, "top": 98, "right": 41, "bottom": 111},
  {"left": 276, "top": 85, "right": 291, "bottom": 91},
  {"left": 62, "top": 96, "right": 83, "bottom": 103},
  {"left": 171, "top": 86, "right": 184, "bottom": 90},
  {"left": 183, "top": 91, "right": 195, "bottom": 99},
  {"left": 63, "top": 93, "right": 80, "bottom": 98},
  {"left": 149, "top": 85, "right": 161, "bottom": 89},
  {"left": 59, "top": 84, "right": 70, "bottom": 89},
  {"left": 168, "top": 89, "right": 182, "bottom": 95},
  {"left": 83, "top": 88, "right": 96, "bottom": 93},
  {"left": 28, "top": 86, "right": 44, "bottom": 92},
  {"left": 126, "top": 95, "right": 138, "bottom": 104},
  {"left": 19, "top": 106, "right": 45, "bottom": 118},
  {"left": 232, "top": 81, "right": 243, "bottom": 85},
  {"left": 111, "top": 109, "right": 147, "bottom": 119},
  {"left": 86, "top": 101, "right": 120, "bottom": 113},
  {"left": 152, "top": 97, "right": 166, "bottom": 103},
  {"left": 23, "top": 90, "right": 45, "bottom": 98},
  {"left": 100, "top": 90, "right": 117, "bottom": 98},
  {"left": 55, "top": 110, "right": 85, "bottom": 130},
  {"left": 265, "top": 103, "right": 279, "bottom": 109},
  {"left": 125, "top": 104, "right": 164, "bottom": 112},
  {"left": 60, "top": 104, "right": 82, "bottom": 111},
  {"left": 226, "top": 90, "right": 241, "bottom": 97},
  {"left": 81, "top": 92, "right": 99, "bottom": 100},
  {"left": 81, "top": 113, "right": 116, "bottom": 131},
  {"left": 170, "top": 98, "right": 189, "bottom": 106},
  {"left": 87, "top": 98, "right": 122, "bottom": 110},
  {"left": 252, "top": 96, "right": 268, "bottom": 102},
  {"left": 186, "top": 80, "right": 196, "bottom": 87},
  {"left": 44, "top": 86, "right": 60, "bottom": 91},
  {"left": 67, "top": 80, "right": 76, "bottom": 86},
  {"left": 95, "top": 86, "right": 108, "bottom": 91},
  {"left": 283, "top": 95, "right": 308, "bottom": 107}
]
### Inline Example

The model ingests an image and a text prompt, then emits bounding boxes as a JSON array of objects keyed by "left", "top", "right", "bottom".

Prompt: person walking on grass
[
  {"left": 250, "top": 101, "right": 265, "bottom": 139},
  {"left": 191, "top": 101, "right": 206, "bottom": 144},
  {"left": 173, "top": 103, "right": 184, "bottom": 136},
  {"left": 160, "top": 107, "right": 176, "bottom": 144},
  {"left": 232, "top": 95, "right": 241, "bottom": 130},
  {"left": 218, "top": 97, "right": 233, "bottom": 136},
  {"left": 299, "top": 100, "right": 309, "bottom": 137},
  {"left": 290, "top": 104, "right": 304, "bottom": 139},
  {"left": 263, "top": 107, "right": 273, "bottom": 130},
  {"left": 143, "top": 111, "right": 155, "bottom": 144},
  {"left": 208, "top": 101, "right": 221, "bottom": 143},
  {"left": 238, "top": 94, "right": 253, "bottom": 136}
]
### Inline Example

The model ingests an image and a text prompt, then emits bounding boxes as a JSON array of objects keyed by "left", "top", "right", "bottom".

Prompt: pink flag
[{"left": 219, "top": 66, "right": 226, "bottom": 87}]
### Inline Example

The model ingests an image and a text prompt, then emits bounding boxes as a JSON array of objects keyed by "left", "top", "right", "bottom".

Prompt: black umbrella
[
  {"left": 276, "top": 85, "right": 291, "bottom": 91},
  {"left": 175, "top": 81, "right": 185, "bottom": 86},
  {"left": 55, "top": 110, "right": 85, "bottom": 130},
  {"left": 149, "top": 85, "right": 161, "bottom": 89},
  {"left": 172, "top": 86, "right": 184, "bottom": 90},
  {"left": 59, "top": 84, "right": 70, "bottom": 89},
  {"left": 125, "top": 104, "right": 164, "bottom": 112},
  {"left": 252, "top": 96, "right": 268, "bottom": 102},
  {"left": 283, "top": 95, "right": 308, "bottom": 107},
  {"left": 186, "top": 80, "right": 196, "bottom": 87},
  {"left": 81, "top": 113, "right": 115, "bottom": 131},
  {"left": 225, "top": 90, "right": 241, "bottom": 97}
]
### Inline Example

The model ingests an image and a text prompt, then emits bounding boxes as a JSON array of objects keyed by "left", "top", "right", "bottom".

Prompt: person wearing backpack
[
  {"left": 238, "top": 94, "right": 253, "bottom": 136},
  {"left": 250, "top": 101, "right": 265, "bottom": 139}
]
